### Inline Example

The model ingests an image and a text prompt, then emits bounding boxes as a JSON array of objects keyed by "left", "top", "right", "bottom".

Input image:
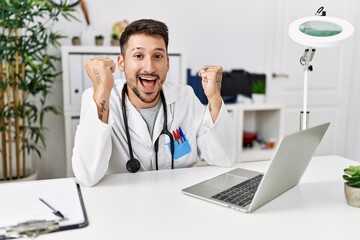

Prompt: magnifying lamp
[{"left": 288, "top": 7, "right": 354, "bottom": 130}]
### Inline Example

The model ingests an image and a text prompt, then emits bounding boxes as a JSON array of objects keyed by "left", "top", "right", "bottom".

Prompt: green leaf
[
  {"left": 251, "top": 80, "right": 266, "bottom": 94},
  {"left": 348, "top": 181, "right": 360, "bottom": 188},
  {"left": 343, "top": 175, "right": 351, "bottom": 181}
]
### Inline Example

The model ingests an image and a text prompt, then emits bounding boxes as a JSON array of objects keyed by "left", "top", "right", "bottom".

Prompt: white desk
[{"left": 6, "top": 155, "right": 360, "bottom": 239}]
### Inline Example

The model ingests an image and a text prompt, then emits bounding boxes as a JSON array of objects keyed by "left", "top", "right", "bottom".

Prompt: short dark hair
[{"left": 120, "top": 19, "right": 169, "bottom": 54}]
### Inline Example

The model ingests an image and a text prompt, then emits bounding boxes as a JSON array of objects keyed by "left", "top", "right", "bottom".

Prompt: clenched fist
[
  {"left": 198, "top": 65, "right": 223, "bottom": 100},
  {"left": 83, "top": 57, "right": 116, "bottom": 123},
  {"left": 84, "top": 57, "right": 116, "bottom": 97},
  {"left": 198, "top": 65, "right": 223, "bottom": 122}
]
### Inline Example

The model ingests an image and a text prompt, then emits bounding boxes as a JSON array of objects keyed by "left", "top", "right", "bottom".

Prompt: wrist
[
  {"left": 207, "top": 94, "right": 222, "bottom": 111},
  {"left": 93, "top": 91, "right": 110, "bottom": 103},
  {"left": 93, "top": 93, "right": 110, "bottom": 123}
]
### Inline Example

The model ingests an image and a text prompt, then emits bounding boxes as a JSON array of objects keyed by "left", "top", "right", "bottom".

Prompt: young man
[{"left": 72, "top": 19, "right": 236, "bottom": 186}]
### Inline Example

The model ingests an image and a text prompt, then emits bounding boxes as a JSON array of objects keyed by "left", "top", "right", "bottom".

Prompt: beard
[
  {"left": 130, "top": 85, "right": 161, "bottom": 104},
  {"left": 124, "top": 68, "right": 166, "bottom": 106}
]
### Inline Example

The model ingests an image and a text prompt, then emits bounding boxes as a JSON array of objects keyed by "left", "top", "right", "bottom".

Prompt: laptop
[{"left": 182, "top": 122, "right": 330, "bottom": 213}]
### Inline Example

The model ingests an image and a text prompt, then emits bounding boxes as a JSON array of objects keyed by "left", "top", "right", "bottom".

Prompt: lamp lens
[{"left": 299, "top": 21, "right": 343, "bottom": 37}]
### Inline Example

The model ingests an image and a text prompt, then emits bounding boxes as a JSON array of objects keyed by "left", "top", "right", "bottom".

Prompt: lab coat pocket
[{"left": 166, "top": 135, "right": 192, "bottom": 160}]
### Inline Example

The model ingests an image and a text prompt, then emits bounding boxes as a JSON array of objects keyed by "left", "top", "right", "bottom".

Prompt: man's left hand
[
  {"left": 198, "top": 65, "right": 223, "bottom": 100},
  {"left": 198, "top": 65, "right": 223, "bottom": 122}
]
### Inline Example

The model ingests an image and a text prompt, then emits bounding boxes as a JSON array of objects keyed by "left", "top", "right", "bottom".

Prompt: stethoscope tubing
[{"left": 121, "top": 84, "right": 174, "bottom": 172}]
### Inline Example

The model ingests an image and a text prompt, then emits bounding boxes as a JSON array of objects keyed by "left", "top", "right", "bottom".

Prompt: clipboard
[{"left": 0, "top": 178, "right": 88, "bottom": 238}]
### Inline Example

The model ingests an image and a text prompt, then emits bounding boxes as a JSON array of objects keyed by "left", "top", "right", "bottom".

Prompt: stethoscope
[{"left": 121, "top": 84, "right": 174, "bottom": 173}]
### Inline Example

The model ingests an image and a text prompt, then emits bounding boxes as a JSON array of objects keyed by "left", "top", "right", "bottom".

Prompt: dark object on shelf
[
  {"left": 221, "top": 69, "right": 266, "bottom": 103},
  {"left": 187, "top": 68, "right": 266, "bottom": 105},
  {"left": 187, "top": 69, "right": 208, "bottom": 104},
  {"left": 243, "top": 132, "right": 257, "bottom": 148},
  {"left": 221, "top": 70, "right": 251, "bottom": 102}
]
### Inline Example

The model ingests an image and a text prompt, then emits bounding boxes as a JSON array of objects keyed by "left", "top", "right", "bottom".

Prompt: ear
[
  {"left": 166, "top": 55, "right": 170, "bottom": 73},
  {"left": 118, "top": 55, "right": 125, "bottom": 72}
]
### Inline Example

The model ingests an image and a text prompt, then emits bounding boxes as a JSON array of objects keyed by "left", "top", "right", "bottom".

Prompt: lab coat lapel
[
  {"left": 152, "top": 85, "right": 176, "bottom": 143},
  {"left": 153, "top": 100, "right": 175, "bottom": 144}
]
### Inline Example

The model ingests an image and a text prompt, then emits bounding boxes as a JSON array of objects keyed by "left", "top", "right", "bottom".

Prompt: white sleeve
[
  {"left": 197, "top": 100, "right": 236, "bottom": 167},
  {"left": 72, "top": 90, "right": 112, "bottom": 187}
]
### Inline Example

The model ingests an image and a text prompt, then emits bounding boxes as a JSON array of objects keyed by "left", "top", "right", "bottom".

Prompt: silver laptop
[{"left": 182, "top": 122, "right": 330, "bottom": 213}]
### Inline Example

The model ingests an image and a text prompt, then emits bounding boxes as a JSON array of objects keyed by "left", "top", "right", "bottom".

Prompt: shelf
[{"left": 227, "top": 103, "right": 283, "bottom": 163}]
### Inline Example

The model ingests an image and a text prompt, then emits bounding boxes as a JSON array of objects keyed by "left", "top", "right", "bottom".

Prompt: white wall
[
  {"left": 54, "top": 0, "right": 273, "bottom": 72},
  {"left": 346, "top": 8, "right": 360, "bottom": 162},
  {"left": 36, "top": 0, "right": 360, "bottom": 179}
]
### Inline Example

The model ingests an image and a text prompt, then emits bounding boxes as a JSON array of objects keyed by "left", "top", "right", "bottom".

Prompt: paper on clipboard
[{"left": 0, "top": 178, "right": 88, "bottom": 236}]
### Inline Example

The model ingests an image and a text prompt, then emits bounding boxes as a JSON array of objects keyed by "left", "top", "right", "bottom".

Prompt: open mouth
[{"left": 138, "top": 75, "right": 158, "bottom": 91}]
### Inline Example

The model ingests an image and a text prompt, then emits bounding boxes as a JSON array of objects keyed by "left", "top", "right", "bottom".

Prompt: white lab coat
[{"left": 72, "top": 79, "right": 236, "bottom": 186}]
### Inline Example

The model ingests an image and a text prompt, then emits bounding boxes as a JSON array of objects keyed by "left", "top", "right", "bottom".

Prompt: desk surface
[{"left": 7, "top": 155, "right": 360, "bottom": 239}]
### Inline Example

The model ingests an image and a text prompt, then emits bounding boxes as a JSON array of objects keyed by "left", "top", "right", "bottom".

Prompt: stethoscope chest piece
[{"left": 126, "top": 158, "right": 141, "bottom": 173}]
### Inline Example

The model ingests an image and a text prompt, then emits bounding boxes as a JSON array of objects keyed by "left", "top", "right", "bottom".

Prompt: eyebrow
[{"left": 130, "top": 47, "right": 166, "bottom": 53}]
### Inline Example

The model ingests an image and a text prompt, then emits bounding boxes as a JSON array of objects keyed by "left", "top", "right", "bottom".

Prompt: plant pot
[
  {"left": 95, "top": 39, "right": 104, "bottom": 46},
  {"left": 111, "top": 39, "right": 119, "bottom": 46},
  {"left": 252, "top": 93, "right": 266, "bottom": 104},
  {"left": 72, "top": 38, "right": 81, "bottom": 46},
  {"left": 1, "top": 140, "right": 35, "bottom": 182},
  {"left": 0, "top": 168, "right": 38, "bottom": 183},
  {"left": 344, "top": 183, "right": 360, "bottom": 207}
]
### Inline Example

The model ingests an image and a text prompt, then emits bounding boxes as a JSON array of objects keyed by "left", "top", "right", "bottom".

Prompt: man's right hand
[
  {"left": 83, "top": 57, "right": 116, "bottom": 123},
  {"left": 84, "top": 57, "right": 116, "bottom": 96}
]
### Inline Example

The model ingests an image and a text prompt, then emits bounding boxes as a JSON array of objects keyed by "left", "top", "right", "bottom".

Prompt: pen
[
  {"left": 176, "top": 129, "right": 183, "bottom": 143},
  {"left": 39, "top": 198, "right": 65, "bottom": 219},
  {"left": 179, "top": 127, "right": 186, "bottom": 142},
  {"left": 172, "top": 130, "right": 180, "bottom": 144}
]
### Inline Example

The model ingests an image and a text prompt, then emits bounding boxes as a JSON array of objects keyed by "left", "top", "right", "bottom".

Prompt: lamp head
[{"left": 289, "top": 16, "right": 354, "bottom": 48}]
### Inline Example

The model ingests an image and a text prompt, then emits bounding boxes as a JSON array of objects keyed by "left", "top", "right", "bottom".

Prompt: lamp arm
[{"left": 300, "top": 47, "right": 315, "bottom": 130}]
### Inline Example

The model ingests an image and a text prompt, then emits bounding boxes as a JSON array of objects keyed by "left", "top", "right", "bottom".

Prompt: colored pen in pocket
[
  {"left": 179, "top": 127, "right": 186, "bottom": 142},
  {"left": 172, "top": 130, "right": 180, "bottom": 144}
]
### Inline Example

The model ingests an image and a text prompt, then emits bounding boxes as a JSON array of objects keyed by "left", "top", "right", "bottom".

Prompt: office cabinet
[
  {"left": 65, "top": 49, "right": 123, "bottom": 106},
  {"left": 226, "top": 103, "right": 283, "bottom": 162},
  {"left": 197, "top": 103, "right": 282, "bottom": 166}
]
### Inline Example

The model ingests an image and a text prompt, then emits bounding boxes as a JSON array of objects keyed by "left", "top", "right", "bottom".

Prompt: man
[{"left": 72, "top": 19, "right": 236, "bottom": 186}]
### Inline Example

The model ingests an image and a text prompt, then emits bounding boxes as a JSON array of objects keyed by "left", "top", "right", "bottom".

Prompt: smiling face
[{"left": 118, "top": 34, "right": 169, "bottom": 109}]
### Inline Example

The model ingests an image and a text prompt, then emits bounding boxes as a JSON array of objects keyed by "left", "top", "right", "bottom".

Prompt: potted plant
[
  {"left": 343, "top": 166, "right": 360, "bottom": 207},
  {"left": 72, "top": 36, "right": 81, "bottom": 46},
  {"left": 110, "top": 33, "right": 120, "bottom": 46},
  {"left": 251, "top": 79, "right": 266, "bottom": 104},
  {"left": 95, "top": 35, "right": 104, "bottom": 46},
  {"left": 0, "top": 0, "right": 75, "bottom": 181}
]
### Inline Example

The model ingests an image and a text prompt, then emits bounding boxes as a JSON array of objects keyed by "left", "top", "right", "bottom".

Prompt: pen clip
[
  {"left": 176, "top": 129, "right": 183, "bottom": 143},
  {"left": 2, "top": 219, "right": 61, "bottom": 238}
]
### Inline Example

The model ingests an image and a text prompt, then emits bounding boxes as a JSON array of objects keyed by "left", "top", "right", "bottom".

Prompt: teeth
[{"left": 140, "top": 76, "right": 156, "bottom": 81}]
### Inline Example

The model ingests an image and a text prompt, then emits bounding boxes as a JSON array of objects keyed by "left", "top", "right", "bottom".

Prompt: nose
[{"left": 143, "top": 56, "right": 155, "bottom": 73}]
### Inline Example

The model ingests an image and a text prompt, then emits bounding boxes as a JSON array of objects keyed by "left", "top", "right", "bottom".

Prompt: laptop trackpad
[{"left": 203, "top": 174, "right": 247, "bottom": 190}]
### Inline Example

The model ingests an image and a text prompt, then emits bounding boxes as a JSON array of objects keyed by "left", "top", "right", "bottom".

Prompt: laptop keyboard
[{"left": 211, "top": 174, "right": 263, "bottom": 207}]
